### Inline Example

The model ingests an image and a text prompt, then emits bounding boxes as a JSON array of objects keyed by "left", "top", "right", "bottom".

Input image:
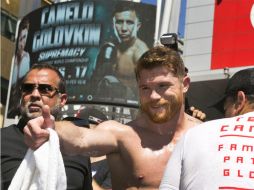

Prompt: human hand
[
  {"left": 189, "top": 106, "right": 206, "bottom": 121},
  {"left": 24, "top": 105, "right": 55, "bottom": 150}
]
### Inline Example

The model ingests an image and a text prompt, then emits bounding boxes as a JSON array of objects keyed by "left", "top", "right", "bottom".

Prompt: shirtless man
[
  {"left": 92, "top": 3, "right": 148, "bottom": 99},
  {"left": 24, "top": 46, "right": 202, "bottom": 189},
  {"left": 13, "top": 17, "right": 30, "bottom": 85},
  {"left": 112, "top": 2, "right": 148, "bottom": 91},
  {"left": 8, "top": 17, "right": 30, "bottom": 117}
]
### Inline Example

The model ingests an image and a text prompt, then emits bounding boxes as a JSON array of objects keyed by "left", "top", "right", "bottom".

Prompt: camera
[
  {"left": 160, "top": 33, "right": 183, "bottom": 54},
  {"left": 160, "top": 33, "right": 188, "bottom": 73}
]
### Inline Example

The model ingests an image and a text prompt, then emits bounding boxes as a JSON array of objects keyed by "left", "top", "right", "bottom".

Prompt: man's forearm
[{"left": 55, "top": 121, "right": 88, "bottom": 156}]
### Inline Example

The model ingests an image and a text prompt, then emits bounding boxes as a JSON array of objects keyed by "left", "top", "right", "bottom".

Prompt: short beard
[
  {"left": 20, "top": 102, "right": 62, "bottom": 121},
  {"left": 140, "top": 95, "right": 183, "bottom": 123},
  {"left": 50, "top": 104, "right": 62, "bottom": 121}
]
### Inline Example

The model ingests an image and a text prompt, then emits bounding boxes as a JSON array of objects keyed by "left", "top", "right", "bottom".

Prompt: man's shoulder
[
  {"left": 186, "top": 111, "right": 254, "bottom": 136},
  {"left": 97, "top": 120, "right": 139, "bottom": 141},
  {"left": 236, "top": 111, "right": 254, "bottom": 120},
  {"left": 186, "top": 114, "right": 203, "bottom": 127},
  {"left": 1, "top": 124, "right": 19, "bottom": 134},
  {"left": 1, "top": 124, "right": 27, "bottom": 153},
  {"left": 99, "top": 120, "right": 133, "bottom": 132},
  {"left": 21, "top": 52, "right": 30, "bottom": 62},
  {"left": 189, "top": 117, "right": 229, "bottom": 132},
  {"left": 134, "top": 38, "right": 148, "bottom": 50},
  {"left": 62, "top": 117, "right": 89, "bottom": 128},
  {"left": 23, "top": 51, "right": 30, "bottom": 58}
]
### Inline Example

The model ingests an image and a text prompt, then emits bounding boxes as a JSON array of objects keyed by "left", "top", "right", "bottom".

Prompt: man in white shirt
[{"left": 160, "top": 68, "right": 254, "bottom": 190}]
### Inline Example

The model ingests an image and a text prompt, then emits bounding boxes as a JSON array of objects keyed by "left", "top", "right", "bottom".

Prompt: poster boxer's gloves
[
  {"left": 95, "top": 42, "right": 117, "bottom": 75},
  {"left": 87, "top": 42, "right": 117, "bottom": 96}
]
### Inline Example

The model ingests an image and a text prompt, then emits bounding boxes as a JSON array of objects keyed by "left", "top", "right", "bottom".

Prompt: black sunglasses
[{"left": 21, "top": 83, "right": 59, "bottom": 96}]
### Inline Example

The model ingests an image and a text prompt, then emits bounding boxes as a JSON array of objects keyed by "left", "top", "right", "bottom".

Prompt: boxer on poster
[
  {"left": 92, "top": 2, "right": 149, "bottom": 99},
  {"left": 8, "top": 17, "right": 30, "bottom": 118}
]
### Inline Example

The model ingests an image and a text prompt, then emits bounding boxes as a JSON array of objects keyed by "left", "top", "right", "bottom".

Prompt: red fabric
[{"left": 211, "top": 0, "right": 254, "bottom": 69}]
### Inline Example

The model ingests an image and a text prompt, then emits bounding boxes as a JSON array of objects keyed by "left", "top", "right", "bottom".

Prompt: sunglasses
[{"left": 21, "top": 83, "right": 59, "bottom": 96}]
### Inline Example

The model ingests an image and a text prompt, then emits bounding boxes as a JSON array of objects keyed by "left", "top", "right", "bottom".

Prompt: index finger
[{"left": 42, "top": 105, "right": 55, "bottom": 129}]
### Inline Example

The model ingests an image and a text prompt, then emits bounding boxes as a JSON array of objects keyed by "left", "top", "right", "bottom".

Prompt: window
[{"left": 1, "top": 9, "right": 17, "bottom": 41}]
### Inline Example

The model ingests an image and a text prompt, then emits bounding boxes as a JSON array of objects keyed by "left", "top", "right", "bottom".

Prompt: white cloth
[
  {"left": 160, "top": 111, "right": 254, "bottom": 190},
  {"left": 8, "top": 128, "right": 67, "bottom": 190}
]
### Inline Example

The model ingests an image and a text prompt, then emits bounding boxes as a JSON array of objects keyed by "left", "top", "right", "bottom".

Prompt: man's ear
[
  {"left": 182, "top": 76, "right": 190, "bottom": 93},
  {"left": 234, "top": 91, "right": 246, "bottom": 114},
  {"left": 60, "top": 93, "right": 67, "bottom": 107}
]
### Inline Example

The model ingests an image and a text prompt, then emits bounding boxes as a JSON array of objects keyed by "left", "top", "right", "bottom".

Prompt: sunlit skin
[
  {"left": 138, "top": 67, "right": 184, "bottom": 124},
  {"left": 20, "top": 69, "right": 67, "bottom": 120},
  {"left": 23, "top": 66, "right": 202, "bottom": 189}
]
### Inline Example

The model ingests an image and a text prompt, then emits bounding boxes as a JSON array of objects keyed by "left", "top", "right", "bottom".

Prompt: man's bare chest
[
  {"left": 134, "top": 146, "right": 171, "bottom": 172},
  {"left": 117, "top": 140, "right": 172, "bottom": 184}
]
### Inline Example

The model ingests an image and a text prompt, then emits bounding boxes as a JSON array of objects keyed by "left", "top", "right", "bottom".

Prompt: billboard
[{"left": 6, "top": 0, "right": 156, "bottom": 118}]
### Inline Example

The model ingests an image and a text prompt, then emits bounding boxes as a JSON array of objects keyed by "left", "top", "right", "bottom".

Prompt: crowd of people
[
  {"left": 1, "top": 2, "right": 253, "bottom": 189},
  {"left": 1, "top": 41, "right": 253, "bottom": 190}
]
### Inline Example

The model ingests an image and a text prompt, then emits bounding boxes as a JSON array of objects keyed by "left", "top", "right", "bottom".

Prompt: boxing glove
[{"left": 95, "top": 42, "right": 117, "bottom": 75}]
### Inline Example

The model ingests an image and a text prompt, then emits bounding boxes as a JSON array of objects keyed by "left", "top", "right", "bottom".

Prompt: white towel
[{"left": 8, "top": 128, "right": 67, "bottom": 190}]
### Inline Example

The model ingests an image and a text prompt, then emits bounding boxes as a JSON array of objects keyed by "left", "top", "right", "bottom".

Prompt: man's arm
[
  {"left": 55, "top": 119, "right": 120, "bottom": 157},
  {"left": 24, "top": 105, "right": 121, "bottom": 157}
]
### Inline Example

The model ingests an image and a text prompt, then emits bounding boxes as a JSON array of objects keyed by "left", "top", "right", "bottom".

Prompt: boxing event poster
[{"left": 6, "top": 0, "right": 156, "bottom": 118}]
